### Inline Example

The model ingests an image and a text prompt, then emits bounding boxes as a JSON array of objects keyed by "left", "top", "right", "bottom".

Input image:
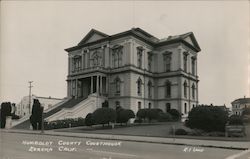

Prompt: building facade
[
  {"left": 231, "top": 97, "right": 250, "bottom": 115},
  {"left": 16, "top": 95, "right": 63, "bottom": 117},
  {"left": 65, "top": 28, "right": 201, "bottom": 118}
]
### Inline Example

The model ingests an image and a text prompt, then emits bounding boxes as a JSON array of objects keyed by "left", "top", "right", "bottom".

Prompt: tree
[
  {"left": 186, "top": 106, "right": 228, "bottom": 132},
  {"left": 242, "top": 108, "right": 250, "bottom": 116},
  {"left": 30, "top": 99, "right": 43, "bottom": 130},
  {"left": 168, "top": 109, "right": 181, "bottom": 121},
  {"left": 1, "top": 102, "right": 12, "bottom": 128},
  {"left": 85, "top": 113, "right": 94, "bottom": 126},
  {"left": 92, "top": 107, "right": 116, "bottom": 127},
  {"left": 242, "top": 108, "right": 250, "bottom": 123}
]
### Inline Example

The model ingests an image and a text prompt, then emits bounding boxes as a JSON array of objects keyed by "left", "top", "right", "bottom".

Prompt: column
[
  {"left": 91, "top": 76, "right": 93, "bottom": 94},
  {"left": 82, "top": 51, "right": 85, "bottom": 70},
  {"left": 71, "top": 80, "right": 73, "bottom": 97},
  {"left": 75, "top": 79, "right": 78, "bottom": 98},
  {"left": 106, "top": 76, "right": 108, "bottom": 95},
  {"left": 100, "top": 76, "right": 103, "bottom": 95},
  {"left": 96, "top": 75, "right": 99, "bottom": 95},
  {"left": 68, "top": 56, "right": 71, "bottom": 74}
]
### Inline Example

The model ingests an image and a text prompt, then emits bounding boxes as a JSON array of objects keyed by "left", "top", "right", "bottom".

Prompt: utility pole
[{"left": 28, "top": 81, "right": 33, "bottom": 115}]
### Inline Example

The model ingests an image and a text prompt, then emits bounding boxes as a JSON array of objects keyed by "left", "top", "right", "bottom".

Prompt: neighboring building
[
  {"left": 231, "top": 97, "right": 250, "bottom": 115},
  {"left": 16, "top": 95, "right": 63, "bottom": 117},
  {"left": 62, "top": 27, "right": 201, "bottom": 120}
]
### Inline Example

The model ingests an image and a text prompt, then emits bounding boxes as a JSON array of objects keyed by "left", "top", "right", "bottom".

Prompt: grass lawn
[
  {"left": 54, "top": 122, "right": 250, "bottom": 141},
  {"left": 55, "top": 122, "right": 186, "bottom": 137}
]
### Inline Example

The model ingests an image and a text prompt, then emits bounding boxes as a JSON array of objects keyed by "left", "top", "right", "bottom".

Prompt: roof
[
  {"left": 232, "top": 98, "right": 250, "bottom": 104},
  {"left": 65, "top": 27, "right": 201, "bottom": 52}
]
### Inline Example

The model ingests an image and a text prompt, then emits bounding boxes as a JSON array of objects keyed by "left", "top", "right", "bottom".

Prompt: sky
[{"left": 0, "top": 0, "right": 249, "bottom": 108}]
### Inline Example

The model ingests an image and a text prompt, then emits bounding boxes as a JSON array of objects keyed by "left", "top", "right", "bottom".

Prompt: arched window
[
  {"left": 165, "top": 80, "right": 171, "bottom": 98},
  {"left": 148, "top": 80, "right": 152, "bottom": 98},
  {"left": 184, "top": 81, "right": 187, "bottom": 98},
  {"left": 114, "top": 77, "right": 121, "bottom": 95},
  {"left": 192, "top": 84, "right": 195, "bottom": 99},
  {"left": 137, "top": 78, "right": 142, "bottom": 95}
]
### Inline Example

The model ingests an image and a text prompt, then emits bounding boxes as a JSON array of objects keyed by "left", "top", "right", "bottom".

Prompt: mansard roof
[{"left": 65, "top": 27, "right": 201, "bottom": 52}]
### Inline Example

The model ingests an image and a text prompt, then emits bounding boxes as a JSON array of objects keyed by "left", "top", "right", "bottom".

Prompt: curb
[{"left": 2, "top": 130, "right": 248, "bottom": 151}]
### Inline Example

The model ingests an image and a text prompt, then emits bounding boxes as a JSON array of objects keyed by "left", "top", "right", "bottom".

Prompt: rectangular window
[
  {"left": 191, "top": 57, "right": 196, "bottom": 75},
  {"left": 166, "top": 103, "right": 171, "bottom": 112},
  {"left": 148, "top": 103, "right": 151, "bottom": 109},
  {"left": 165, "top": 82, "right": 171, "bottom": 98},
  {"left": 73, "top": 56, "right": 81, "bottom": 72},
  {"left": 138, "top": 102, "right": 141, "bottom": 110},
  {"left": 137, "top": 47, "right": 143, "bottom": 68},
  {"left": 183, "top": 53, "right": 188, "bottom": 72},
  {"left": 184, "top": 103, "right": 187, "bottom": 114},
  {"left": 148, "top": 52, "right": 153, "bottom": 72},
  {"left": 115, "top": 101, "right": 120, "bottom": 108},
  {"left": 112, "top": 47, "right": 123, "bottom": 68},
  {"left": 118, "top": 50, "right": 123, "bottom": 67},
  {"left": 165, "top": 55, "right": 171, "bottom": 72}
]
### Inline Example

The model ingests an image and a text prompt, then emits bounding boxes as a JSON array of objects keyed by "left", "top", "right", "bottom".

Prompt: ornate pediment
[
  {"left": 78, "top": 29, "right": 109, "bottom": 46},
  {"left": 182, "top": 33, "right": 201, "bottom": 52}
]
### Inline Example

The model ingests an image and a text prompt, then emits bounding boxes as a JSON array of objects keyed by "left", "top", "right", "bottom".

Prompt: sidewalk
[{"left": 1, "top": 129, "right": 250, "bottom": 150}]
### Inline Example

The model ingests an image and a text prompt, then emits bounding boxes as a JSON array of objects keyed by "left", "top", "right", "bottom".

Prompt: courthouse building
[{"left": 63, "top": 27, "right": 201, "bottom": 119}]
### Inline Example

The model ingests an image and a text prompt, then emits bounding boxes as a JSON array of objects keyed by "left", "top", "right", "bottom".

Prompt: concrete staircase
[
  {"left": 12, "top": 94, "right": 106, "bottom": 129},
  {"left": 45, "top": 94, "right": 105, "bottom": 122}
]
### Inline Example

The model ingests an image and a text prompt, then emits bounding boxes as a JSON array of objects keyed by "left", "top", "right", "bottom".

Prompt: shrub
[
  {"left": 116, "top": 108, "right": 135, "bottom": 125},
  {"left": 175, "top": 128, "right": 188, "bottom": 135},
  {"left": 85, "top": 113, "right": 94, "bottom": 126},
  {"left": 228, "top": 115, "right": 243, "bottom": 125},
  {"left": 44, "top": 117, "right": 85, "bottom": 130},
  {"left": 168, "top": 109, "right": 181, "bottom": 121},
  {"left": 92, "top": 107, "right": 116, "bottom": 126},
  {"left": 136, "top": 109, "right": 148, "bottom": 121},
  {"left": 136, "top": 108, "right": 163, "bottom": 122},
  {"left": 186, "top": 106, "right": 228, "bottom": 132},
  {"left": 157, "top": 112, "right": 172, "bottom": 122},
  {"left": 148, "top": 109, "right": 163, "bottom": 122}
]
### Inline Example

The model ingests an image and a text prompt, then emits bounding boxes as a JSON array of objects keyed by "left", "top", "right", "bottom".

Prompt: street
[{"left": 0, "top": 132, "right": 244, "bottom": 159}]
